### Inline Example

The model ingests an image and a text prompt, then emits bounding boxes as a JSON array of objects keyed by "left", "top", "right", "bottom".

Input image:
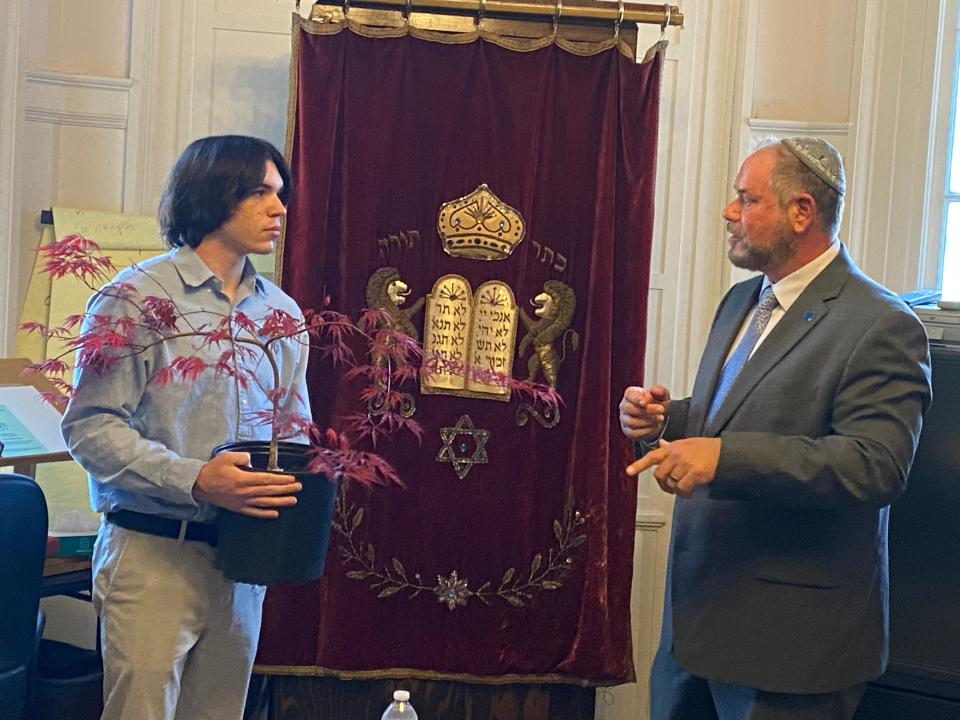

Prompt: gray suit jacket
[{"left": 659, "top": 246, "right": 932, "bottom": 693}]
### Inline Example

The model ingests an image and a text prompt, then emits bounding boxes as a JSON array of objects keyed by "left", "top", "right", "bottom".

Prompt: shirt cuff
[
  {"left": 163, "top": 457, "right": 207, "bottom": 508},
  {"left": 633, "top": 419, "right": 668, "bottom": 458}
]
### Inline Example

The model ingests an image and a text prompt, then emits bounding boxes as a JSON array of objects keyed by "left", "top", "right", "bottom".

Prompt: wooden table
[
  {"left": 9, "top": 449, "right": 73, "bottom": 477},
  {"left": 42, "top": 555, "right": 93, "bottom": 599}
]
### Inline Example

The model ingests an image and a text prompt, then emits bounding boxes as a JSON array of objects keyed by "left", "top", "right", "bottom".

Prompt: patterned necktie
[{"left": 705, "top": 285, "right": 779, "bottom": 425}]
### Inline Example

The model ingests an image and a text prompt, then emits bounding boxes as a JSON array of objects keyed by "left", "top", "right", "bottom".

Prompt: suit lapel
[
  {"left": 687, "top": 277, "right": 764, "bottom": 435},
  {"left": 702, "top": 247, "right": 853, "bottom": 435}
]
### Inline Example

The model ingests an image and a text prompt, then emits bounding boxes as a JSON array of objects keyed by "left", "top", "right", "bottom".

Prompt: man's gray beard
[{"left": 729, "top": 233, "right": 798, "bottom": 272}]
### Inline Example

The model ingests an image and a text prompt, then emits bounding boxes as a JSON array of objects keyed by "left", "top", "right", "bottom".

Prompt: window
[{"left": 936, "top": 3, "right": 960, "bottom": 300}]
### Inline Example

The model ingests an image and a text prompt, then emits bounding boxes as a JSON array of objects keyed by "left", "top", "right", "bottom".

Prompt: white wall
[
  {"left": 0, "top": 1, "right": 24, "bottom": 360},
  {"left": 22, "top": 0, "right": 131, "bottom": 76},
  {"left": 0, "top": 0, "right": 946, "bottom": 716}
]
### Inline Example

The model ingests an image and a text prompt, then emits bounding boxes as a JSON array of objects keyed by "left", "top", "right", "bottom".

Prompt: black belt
[{"left": 106, "top": 510, "right": 218, "bottom": 546}]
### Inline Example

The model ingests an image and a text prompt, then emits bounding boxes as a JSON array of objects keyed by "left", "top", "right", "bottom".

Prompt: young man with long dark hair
[{"left": 62, "top": 135, "right": 309, "bottom": 719}]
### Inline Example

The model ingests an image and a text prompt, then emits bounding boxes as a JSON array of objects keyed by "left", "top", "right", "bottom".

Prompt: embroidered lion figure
[
  {"left": 518, "top": 280, "right": 579, "bottom": 388},
  {"left": 364, "top": 267, "right": 424, "bottom": 340}
]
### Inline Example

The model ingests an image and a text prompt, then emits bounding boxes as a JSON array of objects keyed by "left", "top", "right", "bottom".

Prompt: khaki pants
[{"left": 92, "top": 520, "right": 266, "bottom": 720}]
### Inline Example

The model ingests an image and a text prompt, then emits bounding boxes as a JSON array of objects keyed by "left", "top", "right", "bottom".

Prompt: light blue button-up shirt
[{"left": 61, "top": 246, "right": 312, "bottom": 523}]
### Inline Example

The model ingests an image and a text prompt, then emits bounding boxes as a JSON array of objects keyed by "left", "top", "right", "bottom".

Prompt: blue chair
[
  {"left": 0, "top": 473, "right": 47, "bottom": 720},
  {"left": 29, "top": 608, "right": 103, "bottom": 720}
]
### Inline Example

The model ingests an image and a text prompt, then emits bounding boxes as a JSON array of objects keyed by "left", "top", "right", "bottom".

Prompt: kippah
[{"left": 781, "top": 137, "right": 845, "bottom": 196}]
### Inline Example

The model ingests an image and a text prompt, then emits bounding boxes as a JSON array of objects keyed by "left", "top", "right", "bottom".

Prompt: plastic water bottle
[{"left": 381, "top": 689, "right": 418, "bottom": 719}]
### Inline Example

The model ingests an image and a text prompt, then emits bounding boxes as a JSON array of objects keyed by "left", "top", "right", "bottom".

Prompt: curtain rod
[{"left": 307, "top": 0, "right": 684, "bottom": 28}]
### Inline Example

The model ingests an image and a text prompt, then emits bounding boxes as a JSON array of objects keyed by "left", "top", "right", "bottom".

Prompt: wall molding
[
  {"left": 0, "top": 0, "right": 23, "bottom": 355},
  {"left": 636, "top": 510, "right": 667, "bottom": 530},
  {"left": 23, "top": 107, "right": 127, "bottom": 129},
  {"left": 746, "top": 119, "right": 852, "bottom": 136},
  {"left": 123, "top": 0, "right": 160, "bottom": 214},
  {"left": 24, "top": 70, "right": 133, "bottom": 90},
  {"left": 22, "top": 69, "right": 131, "bottom": 132}
]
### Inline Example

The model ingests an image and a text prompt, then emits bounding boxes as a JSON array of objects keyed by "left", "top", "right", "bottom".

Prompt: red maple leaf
[
  {"left": 201, "top": 326, "right": 233, "bottom": 347},
  {"left": 259, "top": 309, "right": 302, "bottom": 338},
  {"left": 149, "top": 365, "right": 175, "bottom": 386},
  {"left": 38, "top": 234, "right": 116, "bottom": 284},
  {"left": 232, "top": 311, "right": 258, "bottom": 336},
  {"left": 170, "top": 355, "right": 209, "bottom": 381},
  {"left": 28, "top": 358, "right": 70, "bottom": 376},
  {"left": 18, "top": 321, "right": 49, "bottom": 336},
  {"left": 141, "top": 296, "right": 179, "bottom": 331}
]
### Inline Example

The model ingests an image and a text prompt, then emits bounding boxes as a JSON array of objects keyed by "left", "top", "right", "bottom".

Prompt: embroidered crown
[
  {"left": 437, "top": 184, "right": 526, "bottom": 261},
  {"left": 781, "top": 137, "right": 846, "bottom": 196}
]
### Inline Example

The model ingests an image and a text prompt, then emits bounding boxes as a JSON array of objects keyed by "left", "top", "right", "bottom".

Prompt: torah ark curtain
[{"left": 257, "top": 15, "right": 663, "bottom": 688}]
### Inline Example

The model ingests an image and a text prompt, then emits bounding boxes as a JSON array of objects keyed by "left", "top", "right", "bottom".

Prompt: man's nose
[
  {"left": 269, "top": 196, "right": 287, "bottom": 216},
  {"left": 722, "top": 200, "right": 739, "bottom": 221}
]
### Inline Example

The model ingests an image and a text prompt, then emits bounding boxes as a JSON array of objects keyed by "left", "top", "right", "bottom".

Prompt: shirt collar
[
  {"left": 171, "top": 245, "right": 265, "bottom": 296},
  {"left": 764, "top": 241, "right": 840, "bottom": 311}
]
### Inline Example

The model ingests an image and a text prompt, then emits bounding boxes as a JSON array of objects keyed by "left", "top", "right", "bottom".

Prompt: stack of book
[{"left": 46, "top": 531, "right": 97, "bottom": 557}]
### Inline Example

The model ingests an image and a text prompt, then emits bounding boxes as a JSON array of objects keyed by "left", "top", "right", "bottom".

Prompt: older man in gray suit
[{"left": 619, "top": 138, "right": 932, "bottom": 720}]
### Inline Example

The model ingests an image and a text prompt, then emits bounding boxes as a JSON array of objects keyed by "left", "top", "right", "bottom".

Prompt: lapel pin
[{"left": 803, "top": 310, "right": 815, "bottom": 321}]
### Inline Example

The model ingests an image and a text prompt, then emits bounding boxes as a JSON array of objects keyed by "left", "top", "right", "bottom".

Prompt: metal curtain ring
[
  {"left": 614, "top": 0, "right": 624, "bottom": 40},
  {"left": 552, "top": 0, "right": 563, "bottom": 37},
  {"left": 660, "top": 3, "right": 672, "bottom": 39},
  {"left": 476, "top": 0, "right": 486, "bottom": 29},
  {"left": 403, "top": 0, "right": 412, "bottom": 25}
]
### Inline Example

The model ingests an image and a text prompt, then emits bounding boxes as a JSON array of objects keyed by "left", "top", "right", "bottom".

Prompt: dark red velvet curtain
[{"left": 257, "top": 18, "right": 661, "bottom": 687}]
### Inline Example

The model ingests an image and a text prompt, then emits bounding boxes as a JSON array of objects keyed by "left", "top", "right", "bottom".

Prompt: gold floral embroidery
[{"left": 332, "top": 482, "right": 587, "bottom": 609}]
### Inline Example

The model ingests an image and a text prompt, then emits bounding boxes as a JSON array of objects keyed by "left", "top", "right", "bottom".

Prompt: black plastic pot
[{"left": 212, "top": 440, "right": 336, "bottom": 586}]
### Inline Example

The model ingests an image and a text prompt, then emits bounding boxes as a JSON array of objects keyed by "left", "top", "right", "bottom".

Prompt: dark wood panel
[
  {"left": 855, "top": 684, "right": 960, "bottom": 720},
  {"left": 253, "top": 676, "right": 595, "bottom": 720},
  {"left": 865, "top": 344, "right": 960, "bottom": 716}
]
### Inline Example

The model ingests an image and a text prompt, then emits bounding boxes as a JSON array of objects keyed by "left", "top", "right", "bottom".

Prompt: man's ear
[{"left": 791, "top": 194, "right": 816, "bottom": 233}]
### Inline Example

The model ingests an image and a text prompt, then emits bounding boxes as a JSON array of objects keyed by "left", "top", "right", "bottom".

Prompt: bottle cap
[{"left": 393, "top": 690, "right": 410, "bottom": 702}]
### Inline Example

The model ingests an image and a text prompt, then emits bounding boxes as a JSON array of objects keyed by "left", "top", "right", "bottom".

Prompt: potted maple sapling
[{"left": 22, "top": 233, "right": 424, "bottom": 586}]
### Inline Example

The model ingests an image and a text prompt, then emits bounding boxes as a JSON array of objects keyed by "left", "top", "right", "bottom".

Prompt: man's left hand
[{"left": 626, "top": 437, "right": 721, "bottom": 499}]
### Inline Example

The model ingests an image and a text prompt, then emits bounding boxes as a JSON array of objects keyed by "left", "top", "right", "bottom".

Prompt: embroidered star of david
[{"left": 435, "top": 414, "right": 490, "bottom": 479}]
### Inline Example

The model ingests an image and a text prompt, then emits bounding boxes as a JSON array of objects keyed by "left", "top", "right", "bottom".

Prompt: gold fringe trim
[
  {"left": 642, "top": 38, "right": 667, "bottom": 64},
  {"left": 296, "top": 12, "right": 648, "bottom": 61},
  {"left": 252, "top": 662, "right": 633, "bottom": 687}
]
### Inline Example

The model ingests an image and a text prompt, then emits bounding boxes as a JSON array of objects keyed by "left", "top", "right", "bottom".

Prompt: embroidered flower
[{"left": 434, "top": 570, "right": 469, "bottom": 611}]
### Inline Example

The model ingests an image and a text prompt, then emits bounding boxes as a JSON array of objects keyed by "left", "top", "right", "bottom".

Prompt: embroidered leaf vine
[{"left": 332, "top": 480, "right": 587, "bottom": 610}]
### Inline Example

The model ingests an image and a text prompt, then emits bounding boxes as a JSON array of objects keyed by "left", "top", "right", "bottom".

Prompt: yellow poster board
[
  {"left": 14, "top": 208, "right": 167, "bottom": 536},
  {"left": 16, "top": 207, "right": 167, "bottom": 364}
]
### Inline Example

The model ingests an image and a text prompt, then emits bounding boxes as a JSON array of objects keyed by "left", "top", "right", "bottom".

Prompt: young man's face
[{"left": 216, "top": 159, "right": 286, "bottom": 258}]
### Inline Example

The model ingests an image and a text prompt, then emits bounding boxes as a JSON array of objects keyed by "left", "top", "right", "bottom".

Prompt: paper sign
[
  {"left": 0, "top": 384, "right": 98, "bottom": 534},
  {"left": 0, "top": 385, "right": 68, "bottom": 457},
  {"left": 52, "top": 206, "right": 164, "bottom": 252},
  {"left": 0, "top": 404, "right": 48, "bottom": 455}
]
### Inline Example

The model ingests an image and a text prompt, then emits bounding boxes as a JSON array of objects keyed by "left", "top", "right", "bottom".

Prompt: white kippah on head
[{"left": 781, "top": 137, "right": 845, "bottom": 196}]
